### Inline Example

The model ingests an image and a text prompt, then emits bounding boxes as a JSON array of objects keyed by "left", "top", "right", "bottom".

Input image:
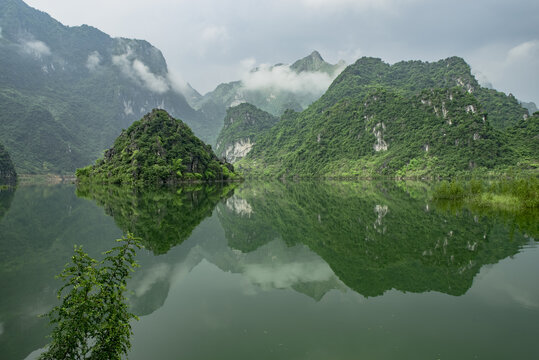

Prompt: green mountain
[
  {"left": 0, "top": 0, "right": 213, "bottom": 174},
  {"left": 237, "top": 57, "right": 536, "bottom": 178},
  {"left": 0, "top": 142, "right": 17, "bottom": 185},
  {"left": 76, "top": 109, "right": 237, "bottom": 185},
  {"left": 215, "top": 103, "right": 279, "bottom": 162},
  {"left": 194, "top": 51, "right": 344, "bottom": 144}
]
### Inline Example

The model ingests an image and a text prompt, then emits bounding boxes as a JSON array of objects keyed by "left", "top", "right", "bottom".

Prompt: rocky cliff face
[{"left": 215, "top": 103, "right": 278, "bottom": 163}]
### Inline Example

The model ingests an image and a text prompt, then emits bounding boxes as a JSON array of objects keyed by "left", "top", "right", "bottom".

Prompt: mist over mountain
[
  {"left": 0, "top": 0, "right": 213, "bottom": 174},
  {"left": 192, "top": 51, "right": 345, "bottom": 145}
]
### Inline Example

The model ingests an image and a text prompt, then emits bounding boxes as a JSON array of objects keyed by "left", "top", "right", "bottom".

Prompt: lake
[{"left": 1, "top": 181, "right": 538, "bottom": 359}]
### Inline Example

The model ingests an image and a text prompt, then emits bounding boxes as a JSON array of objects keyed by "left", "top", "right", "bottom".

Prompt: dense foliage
[
  {"left": 217, "top": 181, "right": 531, "bottom": 297},
  {"left": 215, "top": 103, "right": 279, "bottom": 162},
  {"left": 433, "top": 177, "right": 539, "bottom": 210},
  {"left": 0, "top": 0, "right": 212, "bottom": 174},
  {"left": 237, "top": 57, "right": 536, "bottom": 178},
  {"left": 76, "top": 182, "right": 236, "bottom": 254},
  {"left": 76, "top": 109, "right": 238, "bottom": 185},
  {"left": 0, "top": 142, "right": 17, "bottom": 185},
  {"left": 40, "top": 234, "right": 141, "bottom": 360}
]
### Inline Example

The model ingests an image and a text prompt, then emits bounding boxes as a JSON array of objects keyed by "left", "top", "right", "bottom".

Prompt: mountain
[
  {"left": 0, "top": 0, "right": 213, "bottom": 174},
  {"left": 520, "top": 101, "right": 538, "bottom": 115},
  {"left": 215, "top": 103, "right": 279, "bottom": 162},
  {"left": 76, "top": 109, "right": 237, "bottom": 185},
  {"left": 193, "top": 51, "right": 345, "bottom": 145},
  {"left": 237, "top": 57, "right": 536, "bottom": 178},
  {"left": 0, "top": 143, "right": 16, "bottom": 185}
]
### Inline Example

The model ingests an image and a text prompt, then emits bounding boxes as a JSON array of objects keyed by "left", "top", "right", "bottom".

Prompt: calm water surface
[{"left": 0, "top": 181, "right": 537, "bottom": 360}]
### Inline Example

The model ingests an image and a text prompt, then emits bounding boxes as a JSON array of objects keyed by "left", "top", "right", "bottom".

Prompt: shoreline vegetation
[{"left": 433, "top": 177, "right": 539, "bottom": 211}]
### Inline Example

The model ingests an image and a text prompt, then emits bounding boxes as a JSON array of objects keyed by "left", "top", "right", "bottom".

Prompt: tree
[{"left": 40, "top": 234, "right": 142, "bottom": 360}]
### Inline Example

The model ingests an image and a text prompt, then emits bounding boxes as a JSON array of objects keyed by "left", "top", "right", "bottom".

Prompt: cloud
[
  {"left": 22, "top": 40, "right": 51, "bottom": 58},
  {"left": 112, "top": 48, "right": 170, "bottom": 93},
  {"left": 243, "top": 260, "right": 335, "bottom": 290},
  {"left": 240, "top": 62, "right": 344, "bottom": 95},
  {"left": 298, "top": 0, "right": 414, "bottom": 12},
  {"left": 133, "top": 263, "right": 171, "bottom": 297},
  {"left": 507, "top": 40, "right": 539, "bottom": 63},
  {"left": 0, "top": 26, "right": 3, "bottom": 39},
  {"left": 86, "top": 51, "right": 101, "bottom": 71}
]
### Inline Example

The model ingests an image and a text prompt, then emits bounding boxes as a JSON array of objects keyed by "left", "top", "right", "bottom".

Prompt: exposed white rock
[
  {"left": 317, "top": 133, "right": 321, "bottom": 143},
  {"left": 374, "top": 204, "right": 388, "bottom": 233},
  {"left": 225, "top": 195, "right": 253, "bottom": 217},
  {"left": 224, "top": 138, "right": 255, "bottom": 163},
  {"left": 123, "top": 100, "right": 134, "bottom": 116},
  {"left": 372, "top": 122, "right": 388, "bottom": 152},
  {"left": 424, "top": 144, "right": 429, "bottom": 152},
  {"left": 465, "top": 105, "right": 476, "bottom": 114},
  {"left": 442, "top": 102, "right": 448, "bottom": 119},
  {"left": 473, "top": 133, "right": 480, "bottom": 141}
]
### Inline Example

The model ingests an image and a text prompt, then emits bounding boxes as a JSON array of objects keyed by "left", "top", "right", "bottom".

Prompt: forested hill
[
  {"left": 0, "top": 0, "right": 212, "bottom": 174},
  {"left": 76, "top": 109, "right": 237, "bottom": 185},
  {"left": 215, "top": 103, "right": 278, "bottom": 163},
  {"left": 237, "top": 57, "right": 537, "bottom": 178},
  {"left": 0, "top": 143, "right": 17, "bottom": 185}
]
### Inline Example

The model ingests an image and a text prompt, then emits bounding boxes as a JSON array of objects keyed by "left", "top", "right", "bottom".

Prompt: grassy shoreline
[{"left": 433, "top": 177, "right": 539, "bottom": 211}]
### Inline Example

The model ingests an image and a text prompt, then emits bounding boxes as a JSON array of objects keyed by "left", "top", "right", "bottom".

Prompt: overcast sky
[{"left": 25, "top": 0, "right": 539, "bottom": 103}]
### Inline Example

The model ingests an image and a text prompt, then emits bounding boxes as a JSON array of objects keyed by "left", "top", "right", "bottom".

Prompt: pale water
[{"left": 1, "top": 182, "right": 538, "bottom": 359}]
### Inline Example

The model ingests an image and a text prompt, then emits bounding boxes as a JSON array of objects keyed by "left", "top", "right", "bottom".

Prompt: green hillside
[
  {"left": 0, "top": 142, "right": 16, "bottom": 185},
  {"left": 0, "top": 0, "right": 212, "bottom": 174},
  {"left": 237, "top": 57, "right": 536, "bottom": 178},
  {"left": 76, "top": 109, "right": 237, "bottom": 185},
  {"left": 215, "top": 103, "right": 279, "bottom": 162}
]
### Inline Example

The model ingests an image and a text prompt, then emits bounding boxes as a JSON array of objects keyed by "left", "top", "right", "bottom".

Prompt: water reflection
[
  {"left": 76, "top": 183, "right": 236, "bottom": 254},
  {"left": 216, "top": 181, "right": 532, "bottom": 297},
  {"left": 1, "top": 181, "right": 537, "bottom": 360}
]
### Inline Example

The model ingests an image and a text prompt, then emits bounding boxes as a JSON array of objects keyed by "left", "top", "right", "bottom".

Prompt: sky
[{"left": 25, "top": 0, "right": 539, "bottom": 103}]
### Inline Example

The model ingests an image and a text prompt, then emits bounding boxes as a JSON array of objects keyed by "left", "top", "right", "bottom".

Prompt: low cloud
[
  {"left": 240, "top": 62, "right": 344, "bottom": 95},
  {"left": 22, "top": 39, "right": 51, "bottom": 58},
  {"left": 243, "top": 260, "right": 335, "bottom": 290},
  {"left": 0, "top": 26, "right": 3, "bottom": 39},
  {"left": 507, "top": 40, "right": 539, "bottom": 63},
  {"left": 86, "top": 51, "right": 101, "bottom": 71},
  {"left": 112, "top": 48, "right": 170, "bottom": 93}
]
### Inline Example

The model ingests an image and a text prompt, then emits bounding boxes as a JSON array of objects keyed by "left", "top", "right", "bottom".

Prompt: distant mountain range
[
  {"left": 0, "top": 0, "right": 211, "bottom": 174},
  {"left": 1, "top": 0, "right": 536, "bottom": 177}
]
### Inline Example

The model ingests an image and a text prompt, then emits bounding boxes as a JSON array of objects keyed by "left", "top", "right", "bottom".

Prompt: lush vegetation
[
  {"left": 76, "top": 182, "right": 236, "bottom": 254},
  {"left": 215, "top": 103, "right": 279, "bottom": 162},
  {"left": 40, "top": 234, "right": 141, "bottom": 360},
  {"left": 0, "top": 142, "right": 17, "bottom": 186},
  {"left": 76, "top": 109, "right": 238, "bottom": 185},
  {"left": 433, "top": 177, "right": 539, "bottom": 210},
  {"left": 237, "top": 57, "right": 536, "bottom": 178},
  {"left": 0, "top": 0, "right": 213, "bottom": 174},
  {"left": 217, "top": 181, "right": 532, "bottom": 297}
]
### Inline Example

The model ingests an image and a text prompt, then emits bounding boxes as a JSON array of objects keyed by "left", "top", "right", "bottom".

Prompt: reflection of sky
[{"left": 471, "top": 245, "right": 539, "bottom": 310}]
